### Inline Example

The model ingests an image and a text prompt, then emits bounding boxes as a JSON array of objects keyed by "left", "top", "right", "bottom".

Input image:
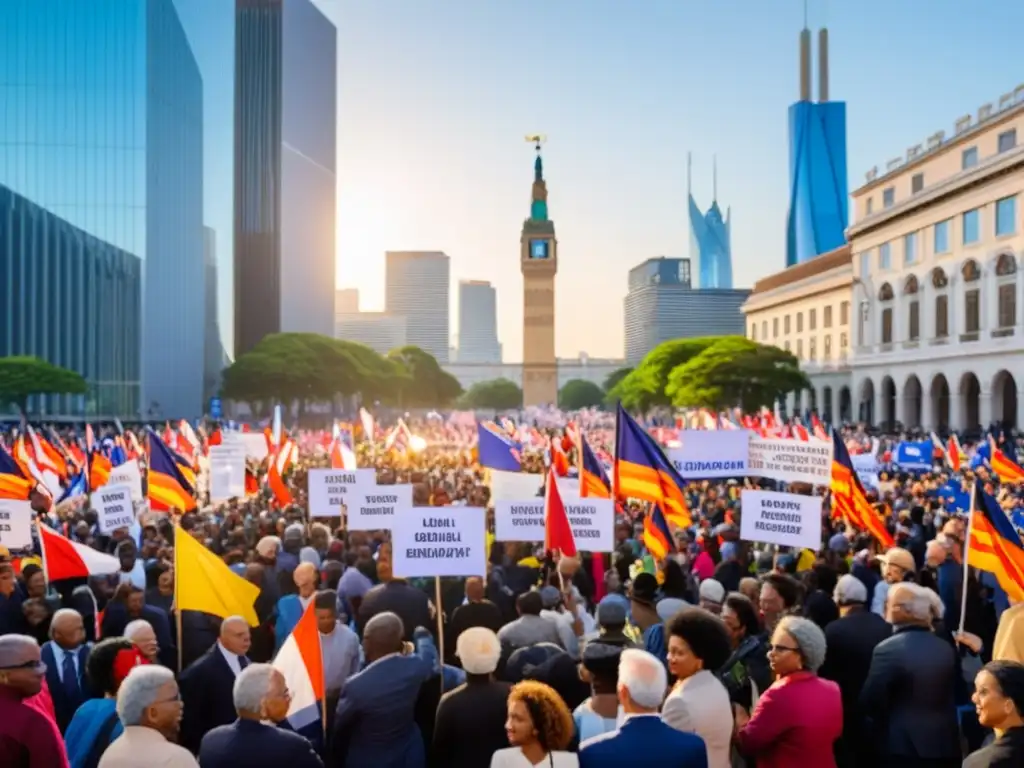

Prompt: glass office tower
[{"left": 0, "top": 0, "right": 205, "bottom": 418}]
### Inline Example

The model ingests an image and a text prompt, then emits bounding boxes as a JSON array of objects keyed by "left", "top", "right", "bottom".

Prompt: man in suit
[
  {"left": 179, "top": 615, "right": 252, "bottom": 754},
  {"left": 580, "top": 648, "right": 708, "bottom": 768},
  {"left": 356, "top": 554, "right": 433, "bottom": 642},
  {"left": 198, "top": 663, "right": 322, "bottom": 767},
  {"left": 41, "top": 607, "right": 94, "bottom": 732},
  {"left": 331, "top": 611, "right": 434, "bottom": 767}
]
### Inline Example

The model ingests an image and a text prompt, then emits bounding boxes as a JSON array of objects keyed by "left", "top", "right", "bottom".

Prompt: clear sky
[{"left": 178, "top": 0, "right": 1024, "bottom": 363}]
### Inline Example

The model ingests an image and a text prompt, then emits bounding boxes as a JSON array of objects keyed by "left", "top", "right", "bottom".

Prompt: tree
[
  {"left": 0, "top": 356, "right": 88, "bottom": 415},
  {"left": 558, "top": 379, "right": 605, "bottom": 410},
  {"left": 602, "top": 367, "right": 632, "bottom": 394},
  {"left": 610, "top": 338, "right": 719, "bottom": 411},
  {"left": 665, "top": 336, "right": 809, "bottom": 412},
  {"left": 458, "top": 378, "right": 523, "bottom": 410},
  {"left": 387, "top": 345, "right": 463, "bottom": 408}
]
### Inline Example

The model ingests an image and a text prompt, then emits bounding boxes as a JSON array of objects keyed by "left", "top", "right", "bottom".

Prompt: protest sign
[
  {"left": 208, "top": 445, "right": 246, "bottom": 501},
  {"left": 850, "top": 453, "right": 881, "bottom": 490},
  {"left": 0, "top": 500, "right": 33, "bottom": 550},
  {"left": 747, "top": 437, "right": 833, "bottom": 486},
  {"left": 307, "top": 468, "right": 375, "bottom": 518},
  {"left": 108, "top": 459, "right": 143, "bottom": 502},
  {"left": 669, "top": 430, "right": 750, "bottom": 479},
  {"left": 391, "top": 506, "right": 486, "bottom": 578},
  {"left": 347, "top": 484, "right": 413, "bottom": 531},
  {"left": 494, "top": 497, "right": 614, "bottom": 552},
  {"left": 740, "top": 489, "right": 822, "bottom": 550},
  {"left": 92, "top": 484, "right": 136, "bottom": 534},
  {"left": 489, "top": 471, "right": 579, "bottom": 502},
  {"left": 239, "top": 433, "right": 269, "bottom": 462}
]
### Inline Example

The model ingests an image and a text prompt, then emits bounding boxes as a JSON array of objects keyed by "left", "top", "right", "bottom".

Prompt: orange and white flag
[{"left": 273, "top": 601, "right": 325, "bottom": 730}]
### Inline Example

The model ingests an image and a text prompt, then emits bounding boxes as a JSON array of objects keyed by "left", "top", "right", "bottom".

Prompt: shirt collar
[{"left": 217, "top": 642, "right": 238, "bottom": 661}]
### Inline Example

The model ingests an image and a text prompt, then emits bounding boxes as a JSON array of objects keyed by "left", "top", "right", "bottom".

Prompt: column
[
  {"left": 980, "top": 389, "right": 993, "bottom": 430},
  {"left": 950, "top": 387, "right": 965, "bottom": 432},
  {"left": 872, "top": 385, "right": 883, "bottom": 429},
  {"left": 920, "top": 386, "right": 933, "bottom": 432},
  {"left": 894, "top": 381, "right": 905, "bottom": 427}
]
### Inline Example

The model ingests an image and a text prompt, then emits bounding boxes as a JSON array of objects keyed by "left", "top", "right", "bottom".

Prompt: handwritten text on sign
[
  {"left": 391, "top": 507, "right": 486, "bottom": 578},
  {"left": 0, "top": 500, "right": 33, "bottom": 550},
  {"left": 747, "top": 437, "right": 833, "bottom": 486},
  {"left": 93, "top": 484, "right": 136, "bottom": 535},
  {"left": 307, "top": 468, "right": 375, "bottom": 518},
  {"left": 739, "top": 489, "right": 821, "bottom": 550},
  {"left": 493, "top": 497, "right": 614, "bottom": 552},
  {"left": 347, "top": 484, "right": 413, "bottom": 531}
]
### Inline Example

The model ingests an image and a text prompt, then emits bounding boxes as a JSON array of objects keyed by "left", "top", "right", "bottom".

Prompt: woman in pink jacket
[{"left": 734, "top": 615, "right": 843, "bottom": 768}]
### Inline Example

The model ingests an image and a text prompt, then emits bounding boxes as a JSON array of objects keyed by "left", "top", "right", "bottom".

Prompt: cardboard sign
[
  {"left": 740, "top": 489, "right": 822, "bottom": 550},
  {"left": 347, "top": 484, "right": 413, "bottom": 531},
  {"left": 391, "top": 506, "right": 486, "bottom": 578},
  {"left": 669, "top": 430, "right": 751, "bottom": 479},
  {"left": 108, "top": 459, "right": 144, "bottom": 502},
  {"left": 493, "top": 497, "right": 615, "bottom": 552},
  {"left": 747, "top": 437, "right": 833, "bottom": 486},
  {"left": 93, "top": 484, "right": 136, "bottom": 534},
  {"left": 0, "top": 500, "right": 33, "bottom": 550},
  {"left": 307, "top": 468, "right": 375, "bottom": 518},
  {"left": 208, "top": 445, "right": 246, "bottom": 501}
]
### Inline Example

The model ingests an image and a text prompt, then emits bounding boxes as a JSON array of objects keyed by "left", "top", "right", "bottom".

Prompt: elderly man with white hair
[
  {"left": 124, "top": 619, "right": 160, "bottom": 664},
  {"left": 197, "top": 663, "right": 322, "bottom": 767},
  {"left": 578, "top": 648, "right": 708, "bottom": 766},
  {"left": 99, "top": 665, "right": 197, "bottom": 767}
]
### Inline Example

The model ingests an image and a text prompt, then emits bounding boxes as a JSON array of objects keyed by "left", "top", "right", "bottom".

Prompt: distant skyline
[{"left": 179, "top": 0, "right": 1024, "bottom": 362}]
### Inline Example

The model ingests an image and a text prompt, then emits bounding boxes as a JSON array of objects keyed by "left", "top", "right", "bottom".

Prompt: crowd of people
[{"left": 0, "top": 415, "right": 1023, "bottom": 768}]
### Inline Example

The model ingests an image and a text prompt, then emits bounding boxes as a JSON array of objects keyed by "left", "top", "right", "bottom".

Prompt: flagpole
[
  {"left": 35, "top": 518, "right": 50, "bottom": 592},
  {"left": 173, "top": 517, "right": 183, "bottom": 674},
  {"left": 434, "top": 575, "right": 445, "bottom": 698},
  {"left": 958, "top": 481, "right": 976, "bottom": 637}
]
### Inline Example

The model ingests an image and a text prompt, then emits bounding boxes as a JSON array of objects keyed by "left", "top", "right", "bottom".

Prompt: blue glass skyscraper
[
  {"left": 785, "top": 25, "right": 848, "bottom": 267},
  {"left": 687, "top": 155, "right": 733, "bottom": 289},
  {"left": 0, "top": 0, "right": 205, "bottom": 418}
]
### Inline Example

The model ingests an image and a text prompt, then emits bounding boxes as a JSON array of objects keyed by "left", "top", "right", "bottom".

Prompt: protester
[
  {"left": 123, "top": 620, "right": 160, "bottom": 665},
  {"left": 498, "top": 591, "right": 564, "bottom": 650},
  {"left": 573, "top": 641, "right": 624, "bottom": 741},
  {"left": 42, "top": 607, "right": 93, "bottom": 733},
  {"left": 718, "top": 592, "right": 772, "bottom": 712},
  {"left": 313, "top": 588, "right": 360, "bottom": 724},
  {"left": 492, "top": 679, "right": 577, "bottom": 767},
  {"left": 0, "top": 634, "right": 69, "bottom": 767},
  {"left": 964, "top": 660, "right": 1024, "bottom": 766}
]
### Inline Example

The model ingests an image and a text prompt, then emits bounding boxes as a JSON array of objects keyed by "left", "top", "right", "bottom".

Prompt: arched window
[
  {"left": 904, "top": 275, "right": 920, "bottom": 341},
  {"left": 932, "top": 268, "right": 949, "bottom": 338},
  {"left": 962, "top": 260, "right": 981, "bottom": 335},
  {"left": 997, "top": 253, "right": 1017, "bottom": 329},
  {"left": 879, "top": 282, "right": 894, "bottom": 345}
]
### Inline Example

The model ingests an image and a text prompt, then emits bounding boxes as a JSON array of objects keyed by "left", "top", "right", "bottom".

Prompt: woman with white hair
[
  {"left": 123, "top": 620, "right": 160, "bottom": 664},
  {"left": 734, "top": 615, "right": 843, "bottom": 767}
]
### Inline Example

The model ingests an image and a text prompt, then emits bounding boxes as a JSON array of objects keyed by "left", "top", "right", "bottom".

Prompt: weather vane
[{"left": 525, "top": 134, "right": 546, "bottom": 153}]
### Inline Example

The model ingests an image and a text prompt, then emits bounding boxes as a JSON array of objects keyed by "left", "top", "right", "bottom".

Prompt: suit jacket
[
  {"left": 178, "top": 645, "right": 247, "bottom": 754},
  {"left": 859, "top": 624, "right": 961, "bottom": 761},
  {"left": 331, "top": 652, "right": 434, "bottom": 768},
  {"left": 41, "top": 641, "right": 94, "bottom": 733},
  {"left": 357, "top": 581, "right": 433, "bottom": 642},
  {"left": 580, "top": 715, "right": 708, "bottom": 768},
  {"left": 198, "top": 718, "right": 323, "bottom": 768},
  {"left": 963, "top": 726, "right": 1024, "bottom": 768},
  {"left": 661, "top": 670, "right": 732, "bottom": 768},
  {"left": 431, "top": 678, "right": 511, "bottom": 768}
]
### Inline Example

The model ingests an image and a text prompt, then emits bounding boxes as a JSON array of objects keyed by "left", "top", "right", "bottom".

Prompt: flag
[
  {"left": 577, "top": 434, "right": 611, "bottom": 499},
  {"left": 989, "top": 436, "right": 1024, "bottom": 484},
  {"left": 147, "top": 429, "right": 197, "bottom": 512},
  {"left": 273, "top": 601, "right": 325, "bottom": 730},
  {"left": 0, "top": 444, "right": 34, "bottom": 500},
  {"left": 174, "top": 526, "right": 260, "bottom": 625},
  {"left": 38, "top": 524, "right": 120, "bottom": 581},
  {"left": 967, "top": 479, "right": 1024, "bottom": 602},
  {"left": 613, "top": 404, "right": 691, "bottom": 528},
  {"left": 88, "top": 450, "right": 112, "bottom": 492},
  {"left": 544, "top": 468, "right": 577, "bottom": 558},
  {"left": 476, "top": 421, "right": 522, "bottom": 472},
  {"left": 830, "top": 431, "right": 895, "bottom": 548},
  {"left": 643, "top": 505, "right": 675, "bottom": 560}
]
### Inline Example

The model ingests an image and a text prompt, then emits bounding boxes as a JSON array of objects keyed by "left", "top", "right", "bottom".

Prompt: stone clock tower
[{"left": 521, "top": 136, "right": 558, "bottom": 406}]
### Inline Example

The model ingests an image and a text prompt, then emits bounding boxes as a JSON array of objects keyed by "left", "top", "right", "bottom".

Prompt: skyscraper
[
  {"left": 0, "top": 1, "right": 204, "bottom": 418},
  {"left": 234, "top": 0, "right": 337, "bottom": 357},
  {"left": 785, "top": 22, "right": 848, "bottom": 267},
  {"left": 385, "top": 251, "right": 450, "bottom": 362},
  {"left": 335, "top": 288, "right": 360, "bottom": 314},
  {"left": 688, "top": 155, "right": 733, "bottom": 289},
  {"left": 203, "top": 227, "right": 225, "bottom": 403},
  {"left": 457, "top": 281, "right": 501, "bottom": 363}
]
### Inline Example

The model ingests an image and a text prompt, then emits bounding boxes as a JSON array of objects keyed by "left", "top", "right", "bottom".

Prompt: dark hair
[
  {"left": 508, "top": 680, "right": 574, "bottom": 751},
  {"left": 660, "top": 559, "right": 688, "bottom": 600},
  {"left": 723, "top": 592, "right": 761, "bottom": 638},
  {"left": 666, "top": 607, "right": 732, "bottom": 671},
  {"left": 762, "top": 573, "right": 803, "bottom": 609},
  {"left": 808, "top": 562, "right": 838, "bottom": 596},
  {"left": 983, "top": 660, "right": 1024, "bottom": 714},
  {"left": 517, "top": 591, "right": 543, "bottom": 616},
  {"left": 314, "top": 589, "right": 338, "bottom": 613},
  {"left": 86, "top": 638, "right": 135, "bottom": 695},
  {"left": 21, "top": 563, "right": 43, "bottom": 582}
]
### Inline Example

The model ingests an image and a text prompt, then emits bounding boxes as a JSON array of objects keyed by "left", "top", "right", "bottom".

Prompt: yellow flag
[{"left": 174, "top": 527, "right": 260, "bottom": 626}]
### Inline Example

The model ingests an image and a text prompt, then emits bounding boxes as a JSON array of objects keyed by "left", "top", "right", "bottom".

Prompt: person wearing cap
[
  {"left": 586, "top": 600, "right": 638, "bottom": 648},
  {"left": 497, "top": 591, "right": 564, "bottom": 651},
  {"left": 698, "top": 579, "right": 725, "bottom": 615},
  {"left": 870, "top": 546, "right": 917, "bottom": 617},
  {"left": 573, "top": 642, "right": 624, "bottom": 742}
]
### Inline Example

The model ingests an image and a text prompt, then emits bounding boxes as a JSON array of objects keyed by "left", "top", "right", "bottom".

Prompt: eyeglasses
[
  {"left": 767, "top": 644, "right": 800, "bottom": 654},
  {"left": 0, "top": 660, "right": 46, "bottom": 673},
  {"left": 152, "top": 693, "right": 182, "bottom": 705}
]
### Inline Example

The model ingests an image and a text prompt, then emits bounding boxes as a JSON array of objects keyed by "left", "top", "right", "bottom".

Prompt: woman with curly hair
[{"left": 491, "top": 680, "right": 579, "bottom": 767}]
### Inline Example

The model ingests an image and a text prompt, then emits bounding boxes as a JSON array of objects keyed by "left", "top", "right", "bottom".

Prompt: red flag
[
  {"left": 544, "top": 469, "right": 577, "bottom": 558},
  {"left": 39, "top": 525, "right": 120, "bottom": 581}
]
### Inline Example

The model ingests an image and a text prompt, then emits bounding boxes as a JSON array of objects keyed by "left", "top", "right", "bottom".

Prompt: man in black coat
[
  {"left": 357, "top": 556, "right": 433, "bottom": 642},
  {"left": 41, "top": 608, "right": 95, "bottom": 732},
  {"left": 179, "top": 615, "right": 252, "bottom": 754}
]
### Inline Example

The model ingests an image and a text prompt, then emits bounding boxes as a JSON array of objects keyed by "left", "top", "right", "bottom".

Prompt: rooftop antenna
[{"left": 799, "top": 0, "right": 811, "bottom": 100}]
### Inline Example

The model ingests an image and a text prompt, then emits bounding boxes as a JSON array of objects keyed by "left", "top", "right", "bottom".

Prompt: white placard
[
  {"left": 0, "top": 500, "right": 33, "bottom": 550},
  {"left": 108, "top": 459, "right": 144, "bottom": 502},
  {"left": 488, "top": 470, "right": 579, "bottom": 502},
  {"left": 347, "top": 484, "right": 413, "bottom": 531},
  {"left": 239, "top": 433, "right": 269, "bottom": 461},
  {"left": 494, "top": 497, "right": 615, "bottom": 552},
  {"left": 740, "top": 489, "right": 822, "bottom": 550},
  {"left": 307, "top": 468, "right": 376, "bottom": 518},
  {"left": 392, "top": 506, "right": 486, "bottom": 578},
  {"left": 669, "top": 429, "right": 751, "bottom": 479},
  {"left": 93, "top": 484, "right": 136, "bottom": 534},
  {"left": 208, "top": 446, "right": 246, "bottom": 501},
  {"left": 747, "top": 437, "right": 833, "bottom": 486}
]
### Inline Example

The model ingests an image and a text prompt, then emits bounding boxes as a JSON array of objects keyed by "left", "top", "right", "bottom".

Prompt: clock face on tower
[{"left": 529, "top": 239, "right": 550, "bottom": 260}]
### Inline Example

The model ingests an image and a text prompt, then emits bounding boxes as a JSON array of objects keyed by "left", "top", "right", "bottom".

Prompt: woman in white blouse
[
  {"left": 661, "top": 607, "right": 735, "bottom": 768},
  {"left": 490, "top": 680, "right": 579, "bottom": 768}
]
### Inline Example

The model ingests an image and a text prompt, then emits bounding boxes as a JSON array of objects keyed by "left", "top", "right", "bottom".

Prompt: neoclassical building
[{"left": 848, "top": 85, "right": 1024, "bottom": 432}]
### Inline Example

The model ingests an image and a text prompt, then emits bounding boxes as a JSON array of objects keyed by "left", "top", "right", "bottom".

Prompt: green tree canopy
[
  {"left": 602, "top": 366, "right": 632, "bottom": 394},
  {"left": 665, "top": 336, "right": 809, "bottom": 412},
  {"left": 0, "top": 356, "right": 88, "bottom": 415},
  {"left": 558, "top": 379, "right": 605, "bottom": 410},
  {"left": 458, "top": 378, "right": 523, "bottom": 410},
  {"left": 610, "top": 337, "right": 720, "bottom": 410},
  {"left": 386, "top": 345, "right": 463, "bottom": 408}
]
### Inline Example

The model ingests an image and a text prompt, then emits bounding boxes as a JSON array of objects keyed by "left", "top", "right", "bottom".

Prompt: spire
[
  {"left": 526, "top": 135, "right": 549, "bottom": 221},
  {"left": 818, "top": 27, "right": 830, "bottom": 102},
  {"left": 799, "top": 1, "right": 811, "bottom": 101}
]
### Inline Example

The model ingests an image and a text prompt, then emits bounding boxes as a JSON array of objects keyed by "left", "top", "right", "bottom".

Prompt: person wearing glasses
[
  {"left": 98, "top": 665, "right": 197, "bottom": 767},
  {"left": 0, "top": 633, "right": 69, "bottom": 767},
  {"left": 733, "top": 616, "right": 842, "bottom": 768},
  {"left": 198, "top": 664, "right": 322, "bottom": 767}
]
